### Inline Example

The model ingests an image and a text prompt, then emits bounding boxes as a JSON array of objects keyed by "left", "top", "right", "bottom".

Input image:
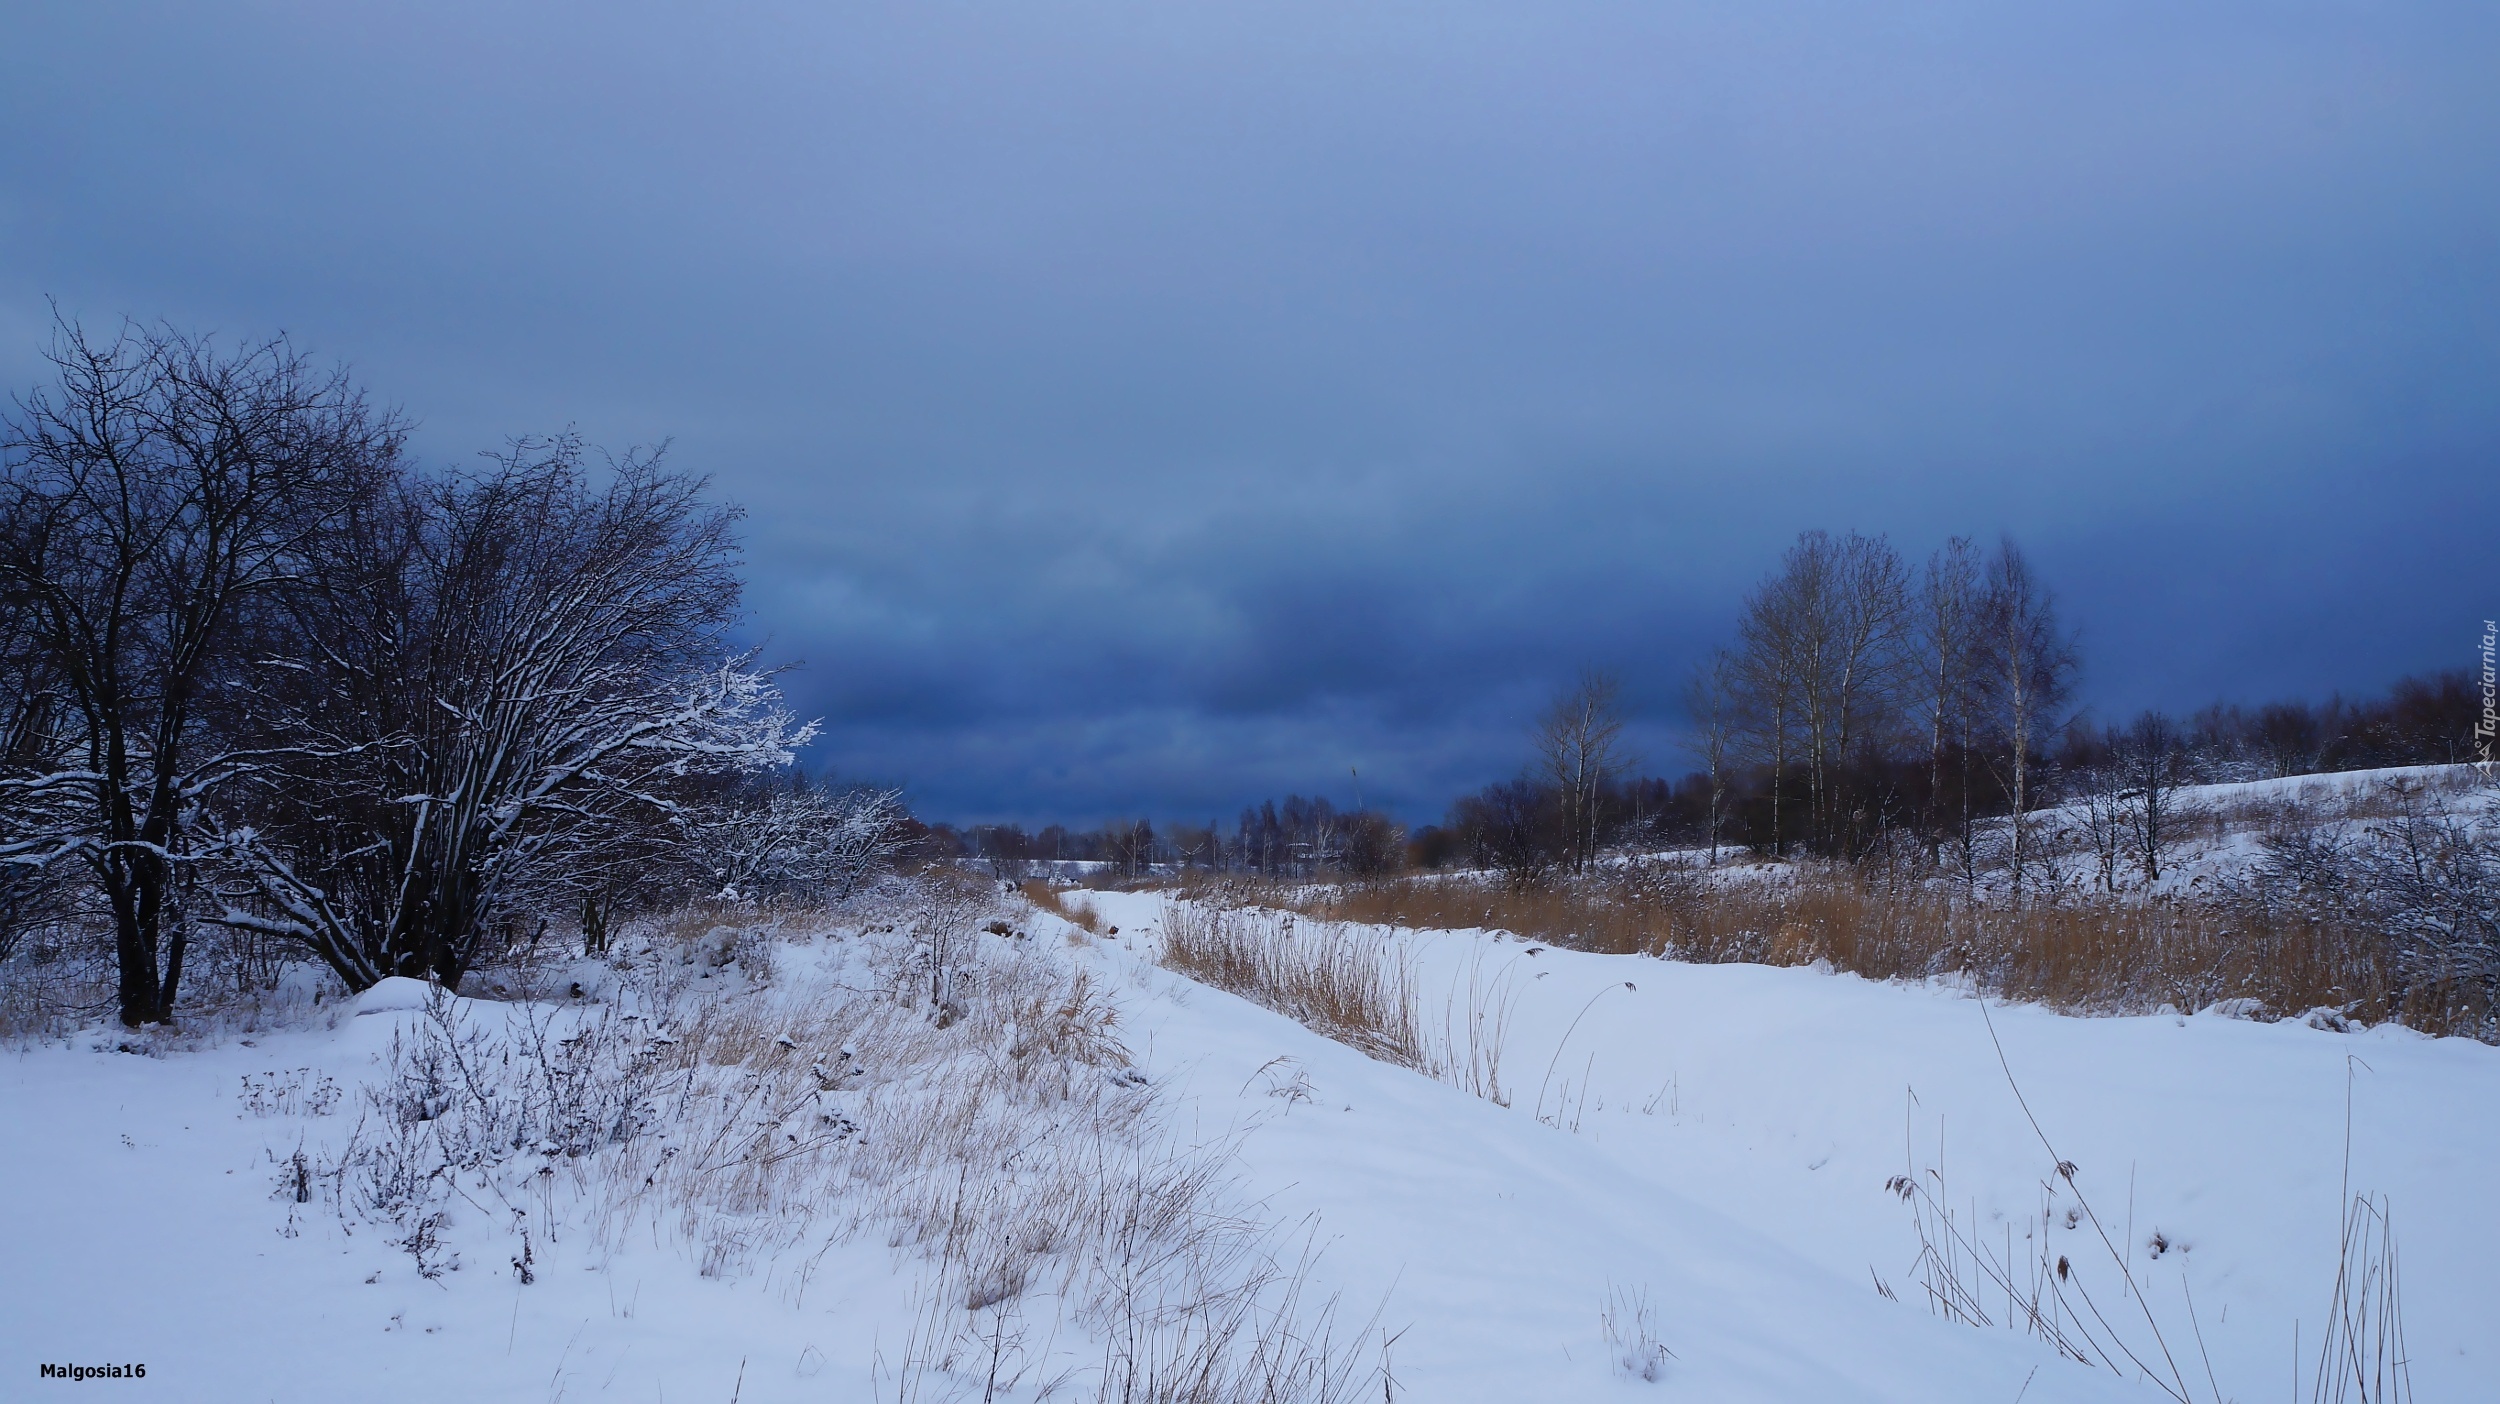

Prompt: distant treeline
[
  {"left": 1419, "top": 663, "right": 2481, "bottom": 881},
  {"left": 956, "top": 530, "right": 2483, "bottom": 886},
  {"left": 930, "top": 794, "right": 1405, "bottom": 881}
]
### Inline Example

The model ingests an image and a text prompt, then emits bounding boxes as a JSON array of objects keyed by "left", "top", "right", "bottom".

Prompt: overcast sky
[{"left": 5, "top": 2, "right": 2494, "bottom": 825}]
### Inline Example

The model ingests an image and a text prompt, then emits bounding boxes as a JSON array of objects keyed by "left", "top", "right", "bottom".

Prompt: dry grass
[
  {"left": 1279, "top": 866, "right": 2492, "bottom": 1041},
  {"left": 1158, "top": 903, "right": 1425, "bottom": 1068},
  {"left": 1884, "top": 1091, "right": 2212, "bottom": 1402},
  {"left": 310, "top": 877, "right": 1384, "bottom": 1402},
  {"left": 1151, "top": 897, "right": 1520, "bottom": 1114},
  {"left": 1027, "top": 879, "right": 1105, "bottom": 935},
  {"left": 2312, "top": 1193, "right": 2413, "bottom": 1403},
  {"left": 0, "top": 941, "right": 113, "bottom": 1041},
  {"left": 1600, "top": 1285, "right": 1673, "bottom": 1383}
]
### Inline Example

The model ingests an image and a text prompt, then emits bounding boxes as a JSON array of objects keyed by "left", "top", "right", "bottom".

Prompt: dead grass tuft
[
  {"left": 1027, "top": 880, "right": 1104, "bottom": 935},
  {"left": 1158, "top": 903, "right": 1425, "bottom": 1068}
]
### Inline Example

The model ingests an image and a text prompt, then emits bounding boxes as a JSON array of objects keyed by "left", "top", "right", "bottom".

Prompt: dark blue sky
[{"left": 5, "top": 2, "right": 2495, "bottom": 825}]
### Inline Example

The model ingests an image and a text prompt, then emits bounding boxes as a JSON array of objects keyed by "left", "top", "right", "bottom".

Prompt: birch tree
[
  {"left": 1973, "top": 538, "right": 2078, "bottom": 905},
  {"left": 1684, "top": 650, "right": 1737, "bottom": 866},
  {"left": 1918, "top": 536, "right": 1984, "bottom": 876},
  {"left": 1732, "top": 562, "right": 1807, "bottom": 857},
  {"left": 1731, "top": 531, "right": 1909, "bottom": 857},
  {"left": 1537, "top": 671, "right": 1629, "bottom": 874},
  {"left": 1820, "top": 532, "right": 1911, "bottom": 856}
]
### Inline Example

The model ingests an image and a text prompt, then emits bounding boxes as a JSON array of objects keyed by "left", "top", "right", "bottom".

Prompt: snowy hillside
[
  {"left": 1093, "top": 890, "right": 2494, "bottom": 1401},
  {"left": 3, "top": 882, "right": 2489, "bottom": 1401}
]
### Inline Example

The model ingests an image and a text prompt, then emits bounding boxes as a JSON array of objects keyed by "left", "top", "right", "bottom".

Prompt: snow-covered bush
[
  {"left": 691, "top": 783, "right": 909, "bottom": 907},
  {"left": 202, "top": 442, "right": 814, "bottom": 998},
  {"left": 2235, "top": 784, "right": 2499, "bottom": 1029}
]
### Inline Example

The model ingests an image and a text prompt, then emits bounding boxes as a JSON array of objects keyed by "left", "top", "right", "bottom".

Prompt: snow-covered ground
[
  {"left": 2156, "top": 762, "right": 2484, "bottom": 813},
  {"left": 3, "top": 886, "right": 2490, "bottom": 1401},
  {"left": 2036, "top": 762, "right": 2496, "bottom": 897},
  {"left": 1084, "top": 891, "right": 2496, "bottom": 1403},
  {"left": 1580, "top": 762, "right": 2497, "bottom": 896}
]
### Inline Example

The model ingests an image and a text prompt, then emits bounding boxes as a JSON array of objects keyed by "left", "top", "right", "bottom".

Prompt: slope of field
[
  {"left": 1084, "top": 888, "right": 2495, "bottom": 1404},
  {"left": 3, "top": 886, "right": 2489, "bottom": 1401}
]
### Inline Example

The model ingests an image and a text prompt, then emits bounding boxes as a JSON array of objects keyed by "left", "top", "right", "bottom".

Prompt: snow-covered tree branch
[
  {"left": 210, "top": 440, "right": 822, "bottom": 993},
  {"left": 692, "top": 783, "right": 909, "bottom": 906},
  {"left": 1, "top": 318, "right": 400, "bottom": 1025}
]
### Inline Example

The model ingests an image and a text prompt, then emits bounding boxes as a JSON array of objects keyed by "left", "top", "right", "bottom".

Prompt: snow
[
  {"left": 353, "top": 975, "right": 436, "bottom": 1014},
  {"left": 3, "top": 890, "right": 2491, "bottom": 1401},
  {"left": 1083, "top": 890, "right": 2497, "bottom": 1402},
  {"left": 2159, "top": 762, "right": 2484, "bottom": 811}
]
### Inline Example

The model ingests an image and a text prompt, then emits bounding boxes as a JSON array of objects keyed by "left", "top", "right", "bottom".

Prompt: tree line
[
  {"left": 938, "top": 792, "right": 1404, "bottom": 881},
  {"left": 991, "top": 528, "right": 2478, "bottom": 891},
  {"left": 935, "top": 580, "right": 2474, "bottom": 895},
  {"left": 1, "top": 322, "right": 903, "bottom": 1027},
  {"left": 1420, "top": 531, "right": 2482, "bottom": 890}
]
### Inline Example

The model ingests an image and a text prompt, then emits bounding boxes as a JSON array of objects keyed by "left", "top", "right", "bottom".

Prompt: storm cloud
[{"left": 5, "top": 1, "right": 2494, "bottom": 822}]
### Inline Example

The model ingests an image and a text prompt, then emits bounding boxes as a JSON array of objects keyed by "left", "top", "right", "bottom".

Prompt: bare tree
[
  {"left": 1917, "top": 536, "right": 1984, "bottom": 875},
  {"left": 211, "top": 441, "right": 810, "bottom": 992},
  {"left": 0, "top": 321, "right": 398, "bottom": 1025},
  {"left": 1537, "top": 671, "right": 1629, "bottom": 874},
  {"left": 1732, "top": 563, "right": 1806, "bottom": 856},
  {"left": 2249, "top": 701, "right": 2326, "bottom": 779},
  {"left": 2113, "top": 710, "right": 2195, "bottom": 885},
  {"left": 1339, "top": 810, "right": 1406, "bottom": 876},
  {"left": 1684, "top": 650, "right": 1737, "bottom": 866},
  {"left": 0, "top": 610, "right": 88, "bottom": 962},
  {"left": 1973, "top": 538, "right": 2078, "bottom": 905},
  {"left": 2362, "top": 783, "right": 2500, "bottom": 998},
  {"left": 1455, "top": 778, "right": 1561, "bottom": 891},
  {"left": 1729, "top": 531, "right": 1909, "bottom": 857},
  {"left": 1820, "top": 532, "right": 1912, "bottom": 855},
  {"left": 2056, "top": 722, "right": 2139, "bottom": 894},
  {"left": 1104, "top": 819, "right": 1157, "bottom": 879},
  {"left": 2067, "top": 751, "right": 2131, "bottom": 894},
  {"left": 969, "top": 823, "right": 1039, "bottom": 882},
  {"left": 2242, "top": 782, "right": 2500, "bottom": 1006}
]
